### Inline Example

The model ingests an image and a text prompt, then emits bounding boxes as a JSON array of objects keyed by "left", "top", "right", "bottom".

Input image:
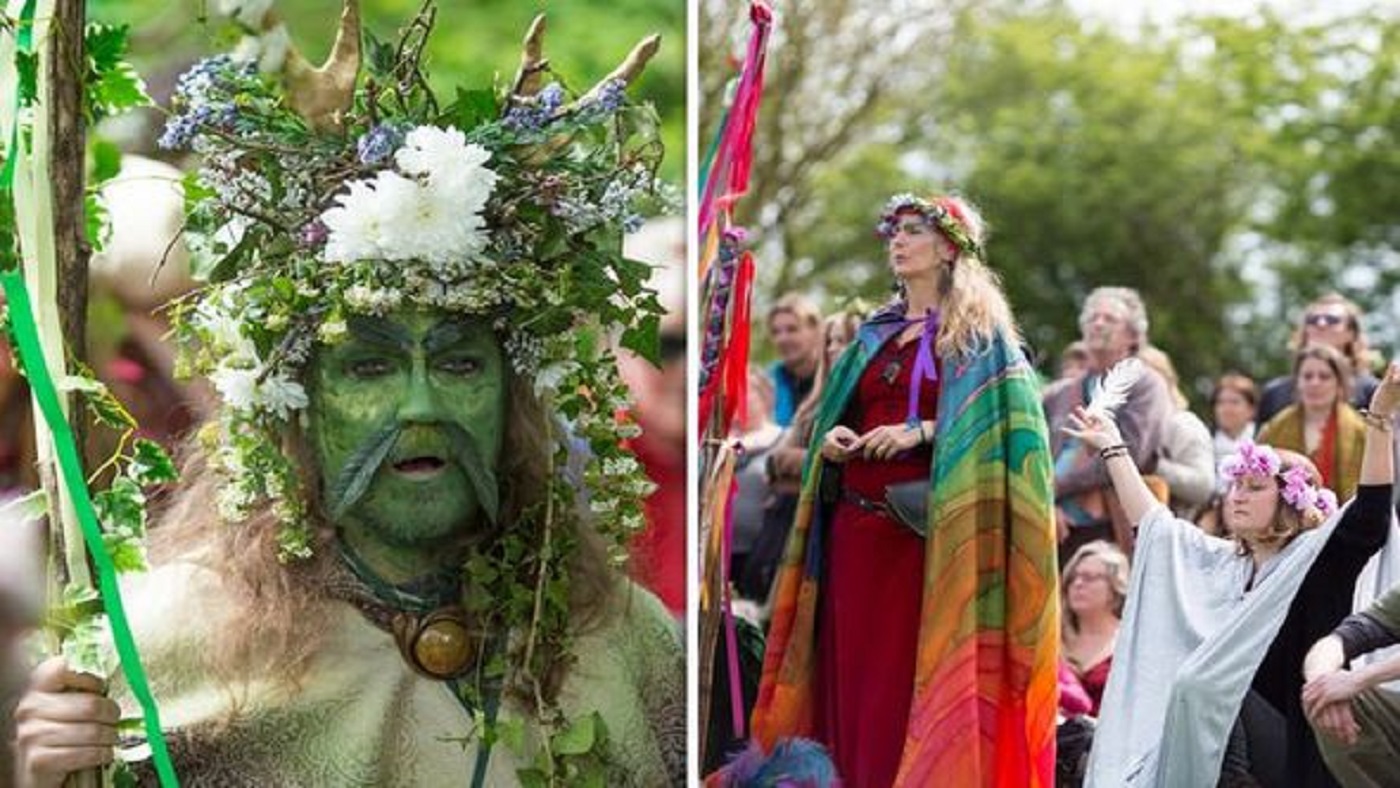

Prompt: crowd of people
[{"left": 715, "top": 190, "right": 1400, "bottom": 788}]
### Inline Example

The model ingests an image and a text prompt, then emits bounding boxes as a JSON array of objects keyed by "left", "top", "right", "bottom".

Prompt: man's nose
[{"left": 398, "top": 356, "right": 445, "bottom": 423}]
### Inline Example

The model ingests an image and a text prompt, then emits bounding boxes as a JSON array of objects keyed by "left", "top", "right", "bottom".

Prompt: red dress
[{"left": 814, "top": 336, "right": 939, "bottom": 787}]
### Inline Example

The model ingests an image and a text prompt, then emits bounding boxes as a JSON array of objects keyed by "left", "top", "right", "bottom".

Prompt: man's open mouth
[{"left": 392, "top": 456, "right": 448, "bottom": 478}]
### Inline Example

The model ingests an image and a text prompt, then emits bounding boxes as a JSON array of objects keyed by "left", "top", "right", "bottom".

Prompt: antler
[
  {"left": 508, "top": 14, "right": 550, "bottom": 102},
  {"left": 276, "top": 0, "right": 362, "bottom": 133},
  {"left": 576, "top": 34, "right": 661, "bottom": 106}
]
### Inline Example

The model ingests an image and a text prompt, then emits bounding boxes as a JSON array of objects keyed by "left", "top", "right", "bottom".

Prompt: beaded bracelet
[{"left": 1360, "top": 409, "right": 1396, "bottom": 432}]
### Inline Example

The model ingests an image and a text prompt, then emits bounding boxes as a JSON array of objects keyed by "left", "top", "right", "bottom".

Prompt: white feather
[{"left": 1085, "top": 357, "right": 1142, "bottom": 417}]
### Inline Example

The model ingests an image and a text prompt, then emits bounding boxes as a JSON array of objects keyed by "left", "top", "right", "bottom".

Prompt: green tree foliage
[
  {"left": 89, "top": 0, "right": 685, "bottom": 182},
  {"left": 712, "top": 0, "right": 1398, "bottom": 399}
]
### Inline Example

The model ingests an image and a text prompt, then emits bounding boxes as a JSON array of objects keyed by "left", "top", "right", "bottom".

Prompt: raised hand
[
  {"left": 1062, "top": 404, "right": 1125, "bottom": 452},
  {"left": 1369, "top": 360, "right": 1400, "bottom": 418}
]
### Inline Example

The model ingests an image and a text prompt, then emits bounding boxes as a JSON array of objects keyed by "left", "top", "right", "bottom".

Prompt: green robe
[{"left": 115, "top": 560, "right": 684, "bottom": 786}]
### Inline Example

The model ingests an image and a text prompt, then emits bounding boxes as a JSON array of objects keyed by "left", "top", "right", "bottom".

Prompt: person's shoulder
[
  {"left": 1042, "top": 374, "right": 1079, "bottom": 406},
  {"left": 1257, "top": 405, "right": 1296, "bottom": 440},
  {"left": 571, "top": 580, "right": 681, "bottom": 683},
  {"left": 1173, "top": 410, "right": 1212, "bottom": 440}
]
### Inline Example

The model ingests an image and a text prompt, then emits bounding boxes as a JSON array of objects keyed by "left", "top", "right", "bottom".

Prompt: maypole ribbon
[
  {"left": 0, "top": 0, "right": 38, "bottom": 191},
  {"left": 0, "top": 272, "right": 179, "bottom": 787},
  {"left": 697, "top": 0, "right": 771, "bottom": 239}
]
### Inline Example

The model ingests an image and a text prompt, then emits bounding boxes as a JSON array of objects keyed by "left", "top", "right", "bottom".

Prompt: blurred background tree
[
  {"left": 701, "top": 0, "right": 1399, "bottom": 404},
  {"left": 91, "top": 0, "right": 685, "bottom": 183}
]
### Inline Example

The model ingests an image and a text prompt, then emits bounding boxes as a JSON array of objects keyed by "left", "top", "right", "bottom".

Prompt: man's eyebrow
[
  {"left": 346, "top": 316, "right": 413, "bottom": 350},
  {"left": 424, "top": 321, "right": 490, "bottom": 354}
]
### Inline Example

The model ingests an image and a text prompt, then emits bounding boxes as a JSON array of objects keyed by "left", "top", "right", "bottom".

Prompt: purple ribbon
[
  {"left": 721, "top": 464, "right": 745, "bottom": 738},
  {"left": 905, "top": 308, "right": 940, "bottom": 426}
]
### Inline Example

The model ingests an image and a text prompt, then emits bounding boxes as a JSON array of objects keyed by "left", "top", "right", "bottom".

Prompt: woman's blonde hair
[
  {"left": 920, "top": 195, "right": 1021, "bottom": 357},
  {"left": 1060, "top": 540, "right": 1130, "bottom": 634}
]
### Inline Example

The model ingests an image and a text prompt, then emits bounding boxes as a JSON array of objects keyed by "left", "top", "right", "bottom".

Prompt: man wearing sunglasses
[{"left": 1258, "top": 294, "right": 1381, "bottom": 425}]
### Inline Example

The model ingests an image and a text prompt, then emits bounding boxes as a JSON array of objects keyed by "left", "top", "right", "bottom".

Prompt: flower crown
[
  {"left": 1220, "top": 440, "right": 1339, "bottom": 524},
  {"left": 875, "top": 193, "right": 983, "bottom": 259},
  {"left": 161, "top": 3, "right": 671, "bottom": 559}
]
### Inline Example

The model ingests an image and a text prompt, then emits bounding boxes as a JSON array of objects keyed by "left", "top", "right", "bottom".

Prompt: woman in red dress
[
  {"left": 1059, "top": 540, "right": 1129, "bottom": 716},
  {"left": 748, "top": 193, "right": 1059, "bottom": 787}
]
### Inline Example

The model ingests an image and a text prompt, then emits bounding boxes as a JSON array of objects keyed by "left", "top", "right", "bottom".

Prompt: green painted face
[{"left": 306, "top": 310, "right": 506, "bottom": 557}]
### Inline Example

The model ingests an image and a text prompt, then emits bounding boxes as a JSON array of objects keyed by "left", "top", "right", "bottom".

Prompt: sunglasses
[{"left": 1304, "top": 313, "right": 1346, "bottom": 328}]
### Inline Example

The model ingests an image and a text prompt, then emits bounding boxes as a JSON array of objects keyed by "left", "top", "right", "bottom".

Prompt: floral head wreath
[
  {"left": 160, "top": 2, "right": 671, "bottom": 560},
  {"left": 875, "top": 193, "right": 983, "bottom": 260},
  {"left": 1220, "top": 440, "right": 1340, "bottom": 525}
]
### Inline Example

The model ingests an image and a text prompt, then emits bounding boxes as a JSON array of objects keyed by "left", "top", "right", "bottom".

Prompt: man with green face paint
[
  {"left": 12, "top": 4, "right": 683, "bottom": 787},
  {"left": 310, "top": 312, "right": 507, "bottom": 580}
]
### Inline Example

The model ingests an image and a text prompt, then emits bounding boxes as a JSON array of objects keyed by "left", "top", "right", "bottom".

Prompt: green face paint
[{"left": 306, "top": 309, "right": 506, "bottom": 567}]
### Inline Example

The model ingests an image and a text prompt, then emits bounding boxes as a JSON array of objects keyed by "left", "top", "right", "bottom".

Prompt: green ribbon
[
  {"left": 0, "top": 0, "right": 38, "bottom": 190},
  {"left": 0, "top": 272, "right": 180, "bottom": 786}
]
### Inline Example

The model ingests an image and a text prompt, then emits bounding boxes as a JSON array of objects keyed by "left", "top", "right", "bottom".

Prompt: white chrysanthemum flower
[
  {"left": 321, "top": 176, "right": 394, "bottom": 263},
  {"left": 210, "top": 365, "right": 306, "bottom": 420},
  {"left": 210, "top": 367, "right": 259, "bottom": 412},
  {"left": 322, "top": 128, "right": 496, "bottom": 267}
]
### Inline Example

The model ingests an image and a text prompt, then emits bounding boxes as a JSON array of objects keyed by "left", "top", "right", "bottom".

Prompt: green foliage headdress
[{"left": 161, "top": 1, "right": 670, "bottom": 560}]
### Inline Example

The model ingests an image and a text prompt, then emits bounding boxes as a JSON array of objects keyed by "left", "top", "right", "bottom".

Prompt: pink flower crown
[{"left": 1220, "top": 440, "right": 1339, "bottom": 524}]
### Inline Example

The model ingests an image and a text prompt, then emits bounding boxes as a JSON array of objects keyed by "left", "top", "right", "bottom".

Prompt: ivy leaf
[
  {"left": 60, "top": 370, "right": 137, "bottom": 430},
  {"left": 94, "top": 477, "right": 147, "bottom": 537},
  {"left": 450, "top": 88, "right": 499, "bottom": 132},
  {"left": 112, "top": 763, "right": 139, "bottom": 788},
  {"left": 103, "top": 531, "right": 148, "bottom": 573},
  {"left": 90, "top": 138, "right": 122, "bottom": 185},
  {"left": 90, "top": 63, "right": 152, "bottom": 118},
  {"left": 364, "top": 30, "right": 396, "bottom": 77},
  {"left": 85, "top": 193, "right": 110, "bottom": 253},
  {"left": 516, "top": 769, "right": 548, "bottom": 788},
  {"left": 495, "top": 717, "right": 525, "bottom": 751},
  {"left": 611, "top": 256, "right": 654, "bottom": 293},
  {"left": 129, "top": 439, "right": 178, "bottom": 486},
  {"left": 447, "top": 424, "right": 499, "bottom": 526},
  {"left": 85, "top": 24, "right": 128, "bottom": 73},
  {"left": 61, "top": 616, "right": 116, "bottom": 677},
  {"left": 552, "top": 712, "right": 597, "bottom": 756},
  {"left": 620, "top": 313, "right": 661, "bottom": 366}
]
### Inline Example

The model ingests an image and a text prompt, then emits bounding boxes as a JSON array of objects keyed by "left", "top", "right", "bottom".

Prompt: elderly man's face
[
  {"left": 1079, "top": 297, "right": 1136, "bottom": 363},
  {"left": 306, "top": 310, "right": 506, "bottom": 549},
  {"left": 769, "top": 311, "right": 820, "bottom": 369}
]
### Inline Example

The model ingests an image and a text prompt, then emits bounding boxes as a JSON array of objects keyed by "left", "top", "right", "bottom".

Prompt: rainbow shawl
[{"left": 750, "top": 306, "right": 1060, "bottom": 787}]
